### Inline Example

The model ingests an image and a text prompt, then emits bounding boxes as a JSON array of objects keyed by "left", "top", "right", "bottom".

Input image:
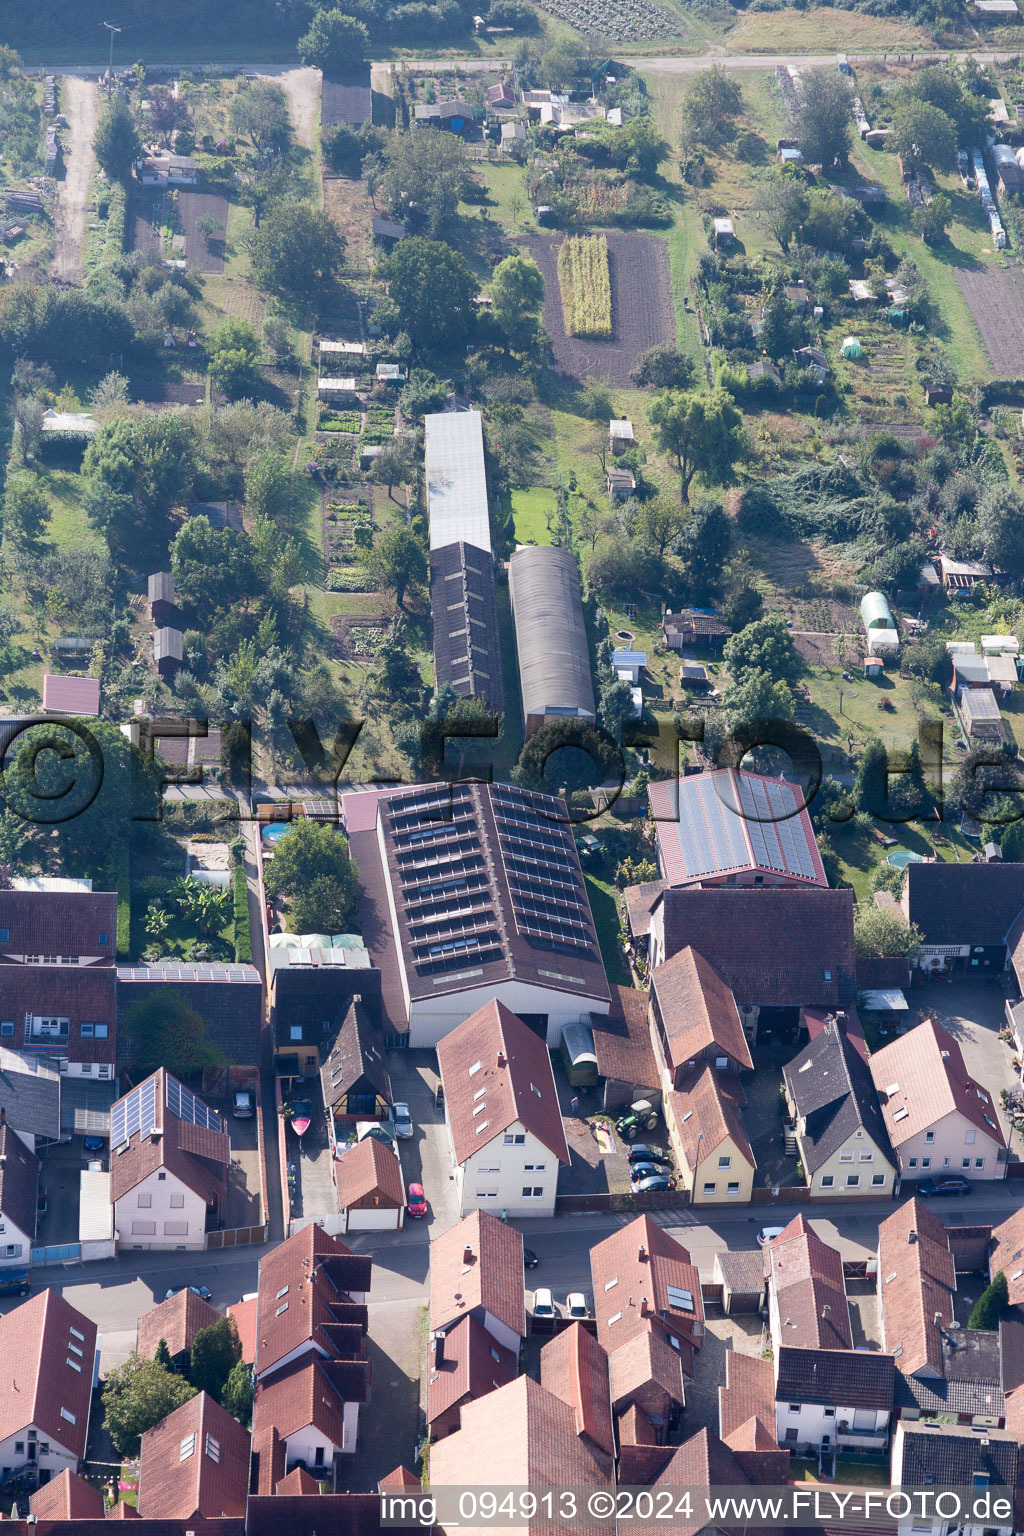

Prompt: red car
[{"left": 406, "top": 1182, "right": 427, "bottom": 1219}]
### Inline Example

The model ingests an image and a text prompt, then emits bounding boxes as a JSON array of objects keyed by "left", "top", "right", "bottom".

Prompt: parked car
[
  {"left": 406, "top": 1181, "right": 427, "bottom": 1219},
  {"left": 83, "top": 1135, "right": 105, "bottom": 1153},
  {"left": 0, "top": 1270, "right": 30, "bottom": 1298},
  {"left": 757, "top": 1226, "right": 785, "bottom": 1247},
  {"left": 566, "top": 1292, "right": 589, "bottom": 1319},
  {"left": 631, "top": 1174, "right": 671, "bottom": 1193},
  {"left": 232, "top": 1090, "right": 254, "bottom": 1118},
  {"left": 616, "top": 1100, "right": 658, "bottom": 1141},
  {"left": 165, "top": 1283, "right": 214, "bottom": 1301},
  {"left": 629, "top": 1162, "right": 661, "bottom": 1182},
  {"left": 393, "top": 1102, "right": 413, "bottom": 1140},
  {"left": 523, "top": 1247, "right": 540, "bottom": 1270},
  {"left": 917, "top": 1176, "right": 971, "bottom": 1197},
  {"left": 532, "top": 1287, "right": 556, "bottom": 1319},
  {"left": 627, "top": 1145, "right": 670, "bottom": 1167}
]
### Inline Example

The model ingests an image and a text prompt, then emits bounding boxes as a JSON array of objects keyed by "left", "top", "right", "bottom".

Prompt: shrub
[
  {"left": 233, "top": 863, "right": 252, "bottom": 964},
  {"left": 111, "top": 843, "right": 131, "bottom": 958}
]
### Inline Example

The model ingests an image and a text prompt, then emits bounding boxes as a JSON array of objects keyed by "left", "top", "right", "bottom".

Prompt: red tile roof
[
  {"left": 590, "top": 985, "right": 658, "bottom": 1088},
  {"left": 228, "top": 1297, "right": 257, "bottom": 1366},
  {"left": 137, "top": 1288, "right": 221, "bottom": 1361},
  {"left": 540, "top": 1323, "right": 614, "bottom": 1457},
  {"left": 765, "top": 1214, "right": 853, "bottom": 1350},
  {"left": 110, "top": 1068, "right": 229, "bottom": 1206},
  {"left": 29, "top": 1469, "right": 105, "bottom": 1521},
  {"left": 878, "top": 1198, "right": 956, "bottom": 1375},
  {"left": 668, "top": 1067, "right": 755, "bottom": 1166},
  {"left": 0, "top": 962, "right": 117, "bottom": 1064},
  {"left": 870, "top": 1020, "right": 1006, "bottom": 1149},
  {"left": 429, "top": 1375, "right": 613, "bottom": 1531},
  {"left": 990, "top": 1208, "right": 1024, "bottom": 1308},
  {"left": 607, "top": 1326, "right": 687, "bottom": 1411},
  {"left": 379, "top": 1465, "right": 421, "bottom": 1490},
  {"left": 719, "top": 1352, "right": 776, "bottom": 1446},
  {"left": 251, "top": 1422, "right": 285, "bottom": 1497},
  {"left": 255, "top": 1222, "right": 371, "bottom": 1380},
  {"left": 253, "top": 1358, "right": 347, "bottom": 1452},
  {"left": 334, "top": 1135, "right": 405, "bottom": 1210},
  {"left": 0, "top": 1289, "right": 96, "bottom": 1458},
  {"left": 638, "top": 1429, "right": 754, "bottom": 1536},
  {"left": 590, "top": 1215, "right": 704, "bottom": 1360},
  {"left": 277, "top": 1466, "right": 323, "bottom": 1495},
  {"left": 42, "top": 673, "right": 100, "bottom": 715},
  {"left": 427, "top": 1311, "right": 517, "bottom": 1427},
  {"left": 138, "top": 1391, "right": 250, "bottom": 1519},
  {"left": 429, "top": 1210, "right": 526, "bottom": 1338},
  {"left": 437, "top": 1000, "right": 570, "bottom": 1166},
  {"left": 650, "top": 947, "right": 754, "bottom": 1072}
]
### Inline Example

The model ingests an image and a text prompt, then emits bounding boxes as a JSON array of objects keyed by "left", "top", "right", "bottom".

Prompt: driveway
[
  {"left": 387, "top": 1049, "right": 461, "bottom": 1236},
  {"left": 746, "top": 1039, "right": 799, "bottom": 1190},
  {"left": 911, "top": 979, "right": 1021, "bottom": 1153},
  {"left": 52, "top": 75, "right": 99, "bottom": 283},
  {"left": 286, "top": 1080, "right": 338, "bottom": 1221}
]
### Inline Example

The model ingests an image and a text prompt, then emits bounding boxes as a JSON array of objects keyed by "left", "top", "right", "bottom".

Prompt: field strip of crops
[{"left": 557, "top": 233, "right": 612, "bottom": 338}]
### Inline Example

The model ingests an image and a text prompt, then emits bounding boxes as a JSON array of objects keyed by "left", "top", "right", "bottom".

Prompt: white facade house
[
  {"left": 774, "top": 1345, "right": 893, "bottom": 1455},
  {"left": 110, "top": 1070, "right": 229, "bottom": 1251},
  {"left": 0, "top": 1291, "right": 97, "bottom": 1484},
  {"left": 891, "top": 1420, "right": 1017, "bottom": 1536},
  {"left": 437, "top": 1000, "right": 570, "bottom": 1219},
  {"left": 115, "top": 1165, "right": 209, "bottom": 1251}
]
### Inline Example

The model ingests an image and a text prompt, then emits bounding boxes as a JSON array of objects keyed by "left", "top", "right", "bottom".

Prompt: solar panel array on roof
[
  {"left": 117, "top": 964, "right": 258, "bottom": 983},
  {"left": 491, "top": 784, "right": 598, "bottom": 956},
  {"left": 166, "top": 1074, "right": 223, "bottom": 1132},
  {"left": 111, "top": 1075, "right": 158, "bottom": 1147},
  {"left": 666, "top": 770, "right": 821, "bottom": 884},
  {"left": 679, "top": 774, "right": 749, "bottom": 879}
]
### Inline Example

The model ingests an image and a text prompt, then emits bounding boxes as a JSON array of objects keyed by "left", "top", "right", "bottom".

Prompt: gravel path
[
  {"left": 262, "top": 66, "right": 320, "bottom": 153},
  {"left": 52, "top": 75, "right": 100, "bottom": 284}
]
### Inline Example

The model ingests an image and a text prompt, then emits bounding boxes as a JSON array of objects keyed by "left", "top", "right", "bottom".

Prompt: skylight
[
  {"left": 666, "top": 1284, "right": 694, "bottom": 1311},
  {"left": 469, "top": 1061, "right": 483, "bottom": 1076},
  {"left": 475, "top": 1120, "right": 490, "bottom": 1133},
  {"left": 892, "top": 1107, "right": 909, "bottom": 1121},
  {"left": 180, "top": 1433, "right": 197, "bottom": 1462}
]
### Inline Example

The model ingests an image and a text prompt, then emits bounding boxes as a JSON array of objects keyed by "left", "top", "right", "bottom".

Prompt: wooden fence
[{"left": 206, "top": 1223, "right": 269, "bottom": 1249}]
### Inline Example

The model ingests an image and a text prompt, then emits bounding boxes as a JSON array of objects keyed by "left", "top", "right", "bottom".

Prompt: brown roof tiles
[
  {"left": 334, "top": 1136, "right": 405, "bottom": 1210},
  {"left": 437, "top": 1000, "right": 570, "bottom": 1166},
  {"left": 590, "top": 1214, "right": 704, "bottom": 1360},
  {"left": 255, "top": 1222, "right": 371, "bottom": 1380},
  {"left": 253, "top": 1357, "right": 348, "bottom": 1451},
  {"left": 136, "top": 1288, "right": 221, "bottom": 1363},
  {"left": 427, "top": 1311, "right": 517, "bottom": 1428},
  {"left": 138, "top": 1391, "right": 250, "bottom": 1519},
  {"left": 991, "top": 1208, "right": 1024, "bottom": 1308},
  {"left": 539, "top": 1322, "right": 614, "bottom": 1457},
  {"left": 0, "top": 1288, "right": 96, "bottom": 1458},
  {"left": 765, "top": 1214, "right": 853, "bottom": 1350},
  {"left": 878, "top": 1198, "right": 956, "bottom": 1375},
  {"left": 590, "top": 985, "right": 658, "bottom": 1088},
  {"left": 719, "top": 1352, "right": 775, "bottom": 1446},
  {"left": 429, "top": 1210, "right": 526, "bottom": 1339},
  {"left": 870, "top": 1020, "right": 1006, "bottom": 1149},
  {"left": 650, "top": 947, "right": 754, "bottom": 1073},
  {"left": 668, "top": 1066, "right": 755, "bottom": 1166},
  {"left": 110, "top": 1068, "right": 229, "bottom": 1206},
  {"left": 29, "top": 1469, "right": 105, "bottom": 1521}
]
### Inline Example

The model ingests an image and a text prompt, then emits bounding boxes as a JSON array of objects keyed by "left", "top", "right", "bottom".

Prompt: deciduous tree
[
  {"left": 365, "top": 525, "right": 427, "bottom": 607},
  {"left": 250, "top": 203, "right": 345, "bottom": 306},
  {"left": 102, "top": 1355, "right": 197, "bottom": 1458},
  {"left": 853, "top": 905, "right": 922, "bottom": 959},
  {"left": 759, "top": 171, "right": 808, "bottom": 252},
  {"left": 968, "top": 1271, "right": 1008, "bottom": 1330},
  {"left": 648, "top": 387, "right": 745, "bottom": 504},
  {"left": 795, "top": 68, "right": 853, "bottom": 170},
  {"left": 228, "top": 79, "right": 291, "bottom": 152},
  {"left": 263, "top": 818, "right": 360, "bottom": 933},
  {"left": 190, "top": 1317, "right": 242, "bottom": 1402},
  {"left": 490, "top": 253, "right": 544, "bottom": 350},
  {"left": 298, "top": 9, "right": 370, "bottom": 72},
  {"left": 682, "top": 66, "right": 742, "bottom": 147},
  {"left": 888, "top": 100, "right": 956, "bottom": 174},
  {"left": 208, "top": 320, "right": 262, "bottom": 399},
  {"left": 93, "top": 93, "right": 141, "bottom": 182},
  {"left": 121, "top": 988, "right": 226, "bottom": 1077},
  {"left": 630, "top": 345, "right": 694, "bottom": 391},
  {"left": 381, "top": 237, "right": 476, "bottom": 350}
]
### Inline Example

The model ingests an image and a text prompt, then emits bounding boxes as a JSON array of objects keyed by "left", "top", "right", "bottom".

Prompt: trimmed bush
[
  {"left": 112, "top": 843, "right": 131, "bottom": 959},
  {"left": 233, "top": 863, "right": 252, "bottom": 965}
]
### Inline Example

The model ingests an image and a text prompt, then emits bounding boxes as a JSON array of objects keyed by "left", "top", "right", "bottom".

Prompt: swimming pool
[
  {"left": 886, "top": 849, "right": 927, "bottom": 869},
  {"left": 262, "top": 822, "right": 293, "bottom": 844}
]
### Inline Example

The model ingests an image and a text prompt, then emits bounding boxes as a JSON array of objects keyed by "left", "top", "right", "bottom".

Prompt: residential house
[
  {"left": 0, "top": 1122, "right": 38, "bottom": 1265},
  {"left": 783, "top": 1020, "right": 898, "bottom": 1197},
  {"left": 436, "top": 999, "right": 570, "bottom": 1218},
  {"left": 649, "top": 945, "right": 754, "bottom": 1088},
  {"left": 0, "top": 1289, "right": 97, "bottom": 1483},
  {"left": 343, "top": 781, "right": 610, "bottom": 1048},
  {"left": 509, "top": 544, "right": 597, "bottom": 737},
  {"left": 590, "top": 984, "right": 660, "bottom": 1113},
  {"left": 111, "top": 1069, "right": 230, "bottom": 1249},
  {"left": 647, "top": 769, "right": 828, "bottom": 891},
  {"left": 636, "top": 1428, "right": 787, "bottom": 1524},
  {"left": 539, "top": 1323, "right": 615, "bottom": 1464},
  {"left": 901, "top": 861, "right": 1024, "bottom": 973},
  {"left": 989, "top": 1208, "right": 1024, "bottom": 1307},
  {"left": 590, "top": 1215, "right": 703, "bottom": 1440},
  {"left": 136, "top": 1286, "right": 222, "bottom": 1370},
  {"left": 764, "top": 1215, "right": 853, "bottom": 1355},
  {"left": 28, "top": 1468, "right": 105, "bottom": 1520},
  {"left": 138, "top": 1391, "right": 250, "bottom": 1519},
  {"left": 773, "top": 1346, "right": 894, "bottom": 1455},
  {"left": 429, "top": 1210, "right": 527, "bottom": 1354},
  {"left": 878, "top": 1198, "right": 957, "bottom": 1388},
  {"left": 333, "top": 1135, "right": 405, "bottom": 1232},
  {"left": 869, "top": 1020, "right": 1007, "bottom": 1181},
  {"left": 647, "top": 886, "right": 857, "bottom": 1042},
  {"left": 891, "top": 1420, "right": 1017, "bottom": 1536},
  {"left": 426, "top": 1311, "right": 517, "bottom": 1437},
  {"left": 662, "top": 608, "right": 732, "bottom": 652},
  {"left": 320, "top": 1001, "right": 391, "bottom": 1126},
  {"left": 0, "top": 887, "right": 117, "bottom": 1077},
  {"left": 253, "top": 1355, "right": 370, "bottom": 1476},
  {"left": 664, "top": 1066, "right": 756, "bottom": 1205},
  {"left": 117, "top": 962, "right": 263, "bottom": 1084},
  {"left": 268, "top": 936, "right": 381, "bottom": 1075},
  {"left": 429, "top": 1375, "right": 614, "bottom": 1531}
]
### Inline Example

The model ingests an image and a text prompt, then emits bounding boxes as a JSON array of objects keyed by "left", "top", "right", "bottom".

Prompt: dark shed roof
[{"left": 430, "top": 541, "right": 505, "bottom": 714}]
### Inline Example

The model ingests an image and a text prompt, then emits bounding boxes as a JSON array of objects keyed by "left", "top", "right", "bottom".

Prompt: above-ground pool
[
  {"left": 886, "top": 849, "right": 927, "bottom": 869},
  {"left": 262, "top": 822, "right": 293, "bottom": 844}
]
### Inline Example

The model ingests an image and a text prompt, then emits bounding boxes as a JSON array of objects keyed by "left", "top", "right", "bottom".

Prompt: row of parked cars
[{"left": 625, "top": 1143, "right": 674, "bottom": 1194}]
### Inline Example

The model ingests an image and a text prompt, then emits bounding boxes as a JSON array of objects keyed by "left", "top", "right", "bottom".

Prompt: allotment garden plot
[
  {"left": 954, "top": 265, "right": 1024, "bottom": 375},
  {"left": 130, "top": 189, "right": 229, "bottom": 273},
  {"left": 530, "top": 231, "right": 674, "bottom": 387}
]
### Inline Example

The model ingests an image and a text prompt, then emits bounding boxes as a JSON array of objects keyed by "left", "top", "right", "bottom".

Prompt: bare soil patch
[
  {"left": 528, "top": 230, "right": 674, "bottom": 387},
  {"left": 263, "top": 66, "right": 320, "bottom": 152},
  {"left": 136, "top": 379, "right": 208, "bottom": 408},
  {"left": 52, "top": 75, "right": 99, "bottom": 284},
  {"left": 954, "top": 265, "right": 1024, "bottom": 375},
  {"left": 176, "top": 191, "right": 230, "bottom": 273},
  {"left": 323, "top": 175, "right": 374, "bottom": 264}
]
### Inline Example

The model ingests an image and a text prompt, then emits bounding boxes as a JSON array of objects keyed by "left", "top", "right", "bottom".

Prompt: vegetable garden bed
[{"left": 558, "top": 233, "right": 613, "bottom": 338}]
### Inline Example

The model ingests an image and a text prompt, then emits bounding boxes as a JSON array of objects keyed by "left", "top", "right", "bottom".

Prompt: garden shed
[{"left": 560, "top": 1021, "right": 598, "bottom": 1088}]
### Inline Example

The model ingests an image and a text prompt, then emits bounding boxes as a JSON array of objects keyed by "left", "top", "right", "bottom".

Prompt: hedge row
[
  {"left": 233, "top": 864, "right": 252, "bottom": 965},
  {"left": 113, "top": 843, "right": 131, "bottom": 959}
]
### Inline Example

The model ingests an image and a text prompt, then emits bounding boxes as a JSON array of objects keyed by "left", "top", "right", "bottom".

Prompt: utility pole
[{"left": 102, "top": 22, "right": 121, "bottom": 95}]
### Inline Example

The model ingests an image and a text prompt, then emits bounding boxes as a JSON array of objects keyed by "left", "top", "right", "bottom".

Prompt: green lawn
[
  {"left": 512, "top": 487, "right": 557, "bottom": 544},
  {"left": 585, "top": 871, "right": 632, "bottom": 987}
]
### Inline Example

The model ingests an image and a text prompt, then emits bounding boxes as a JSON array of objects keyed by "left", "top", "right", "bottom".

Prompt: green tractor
[{"left": 615, "top": 1100, "right": 658, "bottom": 1141}]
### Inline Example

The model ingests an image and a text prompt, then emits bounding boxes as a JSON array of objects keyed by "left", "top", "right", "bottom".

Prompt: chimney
[
  {"left": 638, "top": 1244, "right": 648, "bottom": 1262},
  {"left": 908, "top": 1230, "right": 917, "bottom": 1244},
  {"left": 463, "top": 1245, "right": 474, "bottom": 1264},
  {"left": 497, "top": 1051, "right": 506, "bottom": 1069},
  {"left": 822, "top": 1304, "right": 832, "bottom": 1320},
  {"left": 639, "top": 1296, "right": 650, "bottom": 1316},
  {"left": 934, "top": 1312, "right": 943, "bottom": 1327}
]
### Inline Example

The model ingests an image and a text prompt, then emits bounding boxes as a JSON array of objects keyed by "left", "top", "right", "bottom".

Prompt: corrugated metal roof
[
  {"left": 508, "top": 545, "right": 595, "bottom": 725},
  {"left": 425, "top": 412, "right": 491, "bottom": 552}
]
